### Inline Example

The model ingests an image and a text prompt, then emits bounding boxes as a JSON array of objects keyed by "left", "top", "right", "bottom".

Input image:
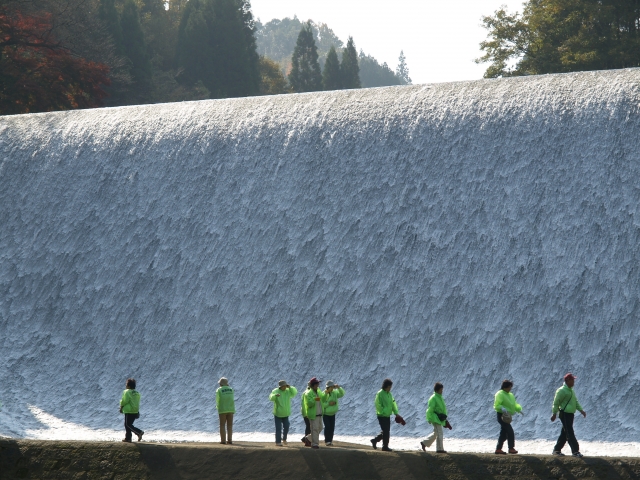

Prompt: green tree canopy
[
  {"left": 177, "top": 0, "right": 260, "bottom": 98},
  {"left": 259, "top": 56, "right": 289, "bottom": 95},
  {"left": 288, "top": 21, "right": 322, "bottom": 93},
  {"left": 477, "top": 0, "right": 640, "bottom": 78},
  {"left": 322, "top": 45, "right": 341, "bottom": 90},
  {"left": 340, "top": 36, "right": 360, "bottom": 89}
]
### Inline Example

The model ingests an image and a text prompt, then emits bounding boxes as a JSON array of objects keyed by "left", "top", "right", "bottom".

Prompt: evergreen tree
[
  {"left": 358, "top": 50, "right": 404, "bottom": 88},
  {"left": 288, "top": 21, "right": 322, "bottom": 93},
  {"left": 395, "top": 50, "right": 411, "bottom": 85},
  {"left": 120, "top": 0, "right": 152, "bottom": 83},
  {"left": 176, "top": 0, "right": 260, "bottom": 98},
  {"left": 98, "top": 0, "right": 124, "bottom": 54},
  {"left": 322, "top": 45, "right": 341, "bottom": 90},
  {"left": 340, "top": 36, "right": 360, "bottom": 89}
]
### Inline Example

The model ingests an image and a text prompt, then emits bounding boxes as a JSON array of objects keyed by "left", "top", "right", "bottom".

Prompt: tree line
[
  {"left": 0, "top": 0, "right": 411, "bottom": 114},
  {"left": 255, "top": 16, "right": 410, "bottom": 89},
  {"left": 6, "top": 0, "right": 636, "bottom": 114}
]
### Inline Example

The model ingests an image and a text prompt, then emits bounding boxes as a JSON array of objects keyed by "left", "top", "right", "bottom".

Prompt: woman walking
[
  {"left": 421, "top": 382, "right": 450, "bottom": 453},
  {"left": 119, "top": 378, "right": 143, "bottom": 443},
  {"left": 216, "top": 377, "right": 235, "bottom": 444},
  {"left": 494, "top": 379, "right": 523, "bottom": 454}
]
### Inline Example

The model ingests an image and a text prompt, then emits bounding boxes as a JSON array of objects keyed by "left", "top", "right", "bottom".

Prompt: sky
[{"left": 251, "top": 0, "right": 526, "bottom": 85}]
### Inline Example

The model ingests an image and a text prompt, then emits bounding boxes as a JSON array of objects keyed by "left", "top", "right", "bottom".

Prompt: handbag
[
  {"left": 501, "top": 411, "right": 513, "bottom": 424},
  {"left": 436, "top": 413, "right": 448, "bottom": 422}
]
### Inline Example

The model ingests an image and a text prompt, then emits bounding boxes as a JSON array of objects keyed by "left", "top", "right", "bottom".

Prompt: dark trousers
[
  {"left": 323, "top": 414, "right": 336, "bottom": 443},
  {"left": 124, "top": 413, "right": 143, "bottom": 441},
  {"left": 274, "top": 416, "right": 289, "bottom": 444},
  {"left": 554, "top": 412, "right": 580, "bottom": 453},
  {"left": 373, "top": 416, "right": 391, "bottom": 447},
  {"left": 496, "top": 412, "right": 515, "bottom": 449},
  {"left": 303, "top": 417, "right": 311, "bottom": 436}
]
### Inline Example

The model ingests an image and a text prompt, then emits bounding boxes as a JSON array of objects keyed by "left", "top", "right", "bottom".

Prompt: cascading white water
[{"left": 1, "top": 69, "right": 639, "bottom": 443}]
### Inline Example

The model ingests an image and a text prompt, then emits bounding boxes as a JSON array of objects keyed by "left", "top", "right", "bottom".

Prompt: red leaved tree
[{"left": 0, "top": 6, "right": 111, "bottom": 115}]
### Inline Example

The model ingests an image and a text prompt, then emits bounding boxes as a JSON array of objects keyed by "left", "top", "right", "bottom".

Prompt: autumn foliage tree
[{"left": 0, "top": 7, "right": 111, "bottom": 115}]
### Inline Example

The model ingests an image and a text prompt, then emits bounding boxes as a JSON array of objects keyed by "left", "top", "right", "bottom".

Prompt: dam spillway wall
[{"left": 1, "top": 69, "right": 640, "bottom": 441}]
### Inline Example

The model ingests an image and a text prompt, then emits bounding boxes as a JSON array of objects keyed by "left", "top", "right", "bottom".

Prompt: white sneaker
[
  {"left": 275, "top": 443, "right": 283, "bottom": 447},
  {"left": 572, "top": 452, "right": 584, "bottom": 458},
  {"left": 326, "top": 442, "right": 332, "bottom": 446}
]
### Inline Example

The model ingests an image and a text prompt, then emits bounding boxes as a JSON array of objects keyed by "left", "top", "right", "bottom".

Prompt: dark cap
[
  {"left": 309, "top": 377, "right": 320, "bottom": 386},
  {"left": 564, "top": 373, "right": 577, "bottom": 381}
]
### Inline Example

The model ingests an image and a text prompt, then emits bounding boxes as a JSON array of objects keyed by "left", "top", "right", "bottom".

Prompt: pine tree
[
  {"left": 176, "top": 0, "right": 260, "bottom": 98},
  {"left": 340, "top": 36, "right": 360, "bottom": 89},
  {"left": 98, "top": 0, "right": 124, "bottom": 54},
  {"left": 395, "top": 50, "right": 411, "bottom": 85},
  {"left": 120, "top": 0, "right": 152, "bottom": 83},
  {"left": 322, "top": 45, "right": 341, "bottom": 91},
  {"left": 288, "top": 21, "right": 322, "bottom": 93}
]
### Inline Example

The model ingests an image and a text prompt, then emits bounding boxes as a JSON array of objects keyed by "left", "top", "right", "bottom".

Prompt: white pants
[
  {"left": 423, "top": 423, "right": 444, "bottom": 451},
  {"left": 305, "top": 417, "right": 324, "bottom": 446}
]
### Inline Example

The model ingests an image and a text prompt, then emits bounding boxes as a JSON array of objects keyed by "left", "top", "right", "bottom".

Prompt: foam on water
[{"left": 1, "top": 69, "right": 639, "bottom": 448}]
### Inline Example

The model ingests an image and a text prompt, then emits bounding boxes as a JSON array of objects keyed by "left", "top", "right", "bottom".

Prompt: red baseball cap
[
  {"left": 309, "top": 377, "right": 320, "bottom": 385},
  {"left": 564, "top": 373, "right": 577, "bottom": 381}
]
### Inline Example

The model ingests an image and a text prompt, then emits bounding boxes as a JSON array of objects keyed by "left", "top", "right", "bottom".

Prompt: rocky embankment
[{"left": 2, "top": 439, "right": 640, "bottom": 479}]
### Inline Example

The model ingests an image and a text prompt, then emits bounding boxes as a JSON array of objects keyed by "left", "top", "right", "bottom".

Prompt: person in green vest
[
  {"left": 303, "top": 377, "right": 326, "bottom": 449},
  {"left": 119, "top": 378, "right": 143, "bottom": 442},
  {"left": 494, "top": 379, "right": 523, "bottom": 454},
  {"left": 551, "top": 373, "right": 586, "bottom": 457},
  {"left": 421, "top": 382, "right": 450, "bottom": 453},
  {"left": 269, "top": 380, "right": 298, "bottom": 446},
  {"left": 370, "top": 378, "right": 400, "bottom": 452},
  {"left": 216, "top": 377, "right": 235, "bottom": 445},
  {"left": 322, "top": 380, "right": 345, "bottom": 446}
]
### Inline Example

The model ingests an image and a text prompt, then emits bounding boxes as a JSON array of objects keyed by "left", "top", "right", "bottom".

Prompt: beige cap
[{"left": 219, "top": 377, "right": 229, "bottom": 386}]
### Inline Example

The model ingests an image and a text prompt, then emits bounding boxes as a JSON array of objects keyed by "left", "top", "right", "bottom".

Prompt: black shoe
[
  {"left": 136, "top": 431, "right": 144, "bottom": 442},
  {"left": 370, "top": 439, "right": 378, "bottom": 450},
  {"left": 381, "top": 446, "right": 393, "bottom": 452},
  {"left": 122, "top": 438, "right": 132, "bottom": 443},
  {"left": 572, "top": 452, "right": 584, "bottom": 458},
  {"left": 436, "top": 450, "right": 447, "bottom": 453},
  {"left": 552, "top": 450, "right": 565, "bottom": 456}
]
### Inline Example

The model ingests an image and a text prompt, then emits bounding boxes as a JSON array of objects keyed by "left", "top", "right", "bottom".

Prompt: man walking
[
  {"left": 371, "top": 378, "right": 399, "bottom": 452},
  {"left": 304, "top": 377, "right": 325, "bottom": 449},
  {"left": 269, "top": 380, "right": 298, "bottom": 446},
  {"left": 215, "top": 377, "right": 235, "bottom": 445},
  {"left": 551, "top": 373, "right": 586, "bottom": 457}
]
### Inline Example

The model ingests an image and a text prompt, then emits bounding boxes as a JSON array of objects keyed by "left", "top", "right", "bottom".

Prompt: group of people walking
[{"left": 119, "top": 372, "right": 587, "bottom": 457}]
